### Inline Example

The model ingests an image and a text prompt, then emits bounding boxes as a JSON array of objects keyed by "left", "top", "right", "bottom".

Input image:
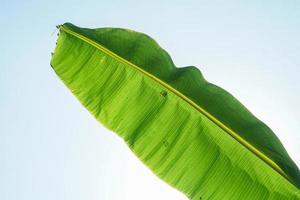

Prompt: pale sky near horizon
[{"left": 1, "top": 0, "right": 299, "bottom": 199}]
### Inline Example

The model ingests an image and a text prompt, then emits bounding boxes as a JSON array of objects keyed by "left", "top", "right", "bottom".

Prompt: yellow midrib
[{"left": 58, "top": 25, "right": 293, "bottom": 186}]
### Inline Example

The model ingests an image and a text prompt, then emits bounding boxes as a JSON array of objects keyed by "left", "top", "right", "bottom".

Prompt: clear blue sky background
[{"left": 1, "top": 0, "right": 299, "bottom": 199}]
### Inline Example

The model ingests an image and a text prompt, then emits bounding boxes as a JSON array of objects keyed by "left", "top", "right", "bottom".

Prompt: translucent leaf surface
[{"left": 51, "top": 23, "right": 300, "bottom": 199}]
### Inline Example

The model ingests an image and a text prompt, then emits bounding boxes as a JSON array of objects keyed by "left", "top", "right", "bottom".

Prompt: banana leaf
[{"left": 50, "top": 23, "right": 300, "bottom": 199}]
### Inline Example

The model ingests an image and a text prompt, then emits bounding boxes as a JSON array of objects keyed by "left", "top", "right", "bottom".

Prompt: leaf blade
[{"left": 51, "top": 23, "right": 300, "bottom": 199}]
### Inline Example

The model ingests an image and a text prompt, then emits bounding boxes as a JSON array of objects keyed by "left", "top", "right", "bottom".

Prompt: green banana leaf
[{"left": 50, "top": 23, "right": 300, "bottom": 199}]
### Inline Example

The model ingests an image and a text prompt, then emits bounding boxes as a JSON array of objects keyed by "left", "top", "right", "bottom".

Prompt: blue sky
[{"left": 1, "top": 0, "right": 299, "bottom": 199}]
